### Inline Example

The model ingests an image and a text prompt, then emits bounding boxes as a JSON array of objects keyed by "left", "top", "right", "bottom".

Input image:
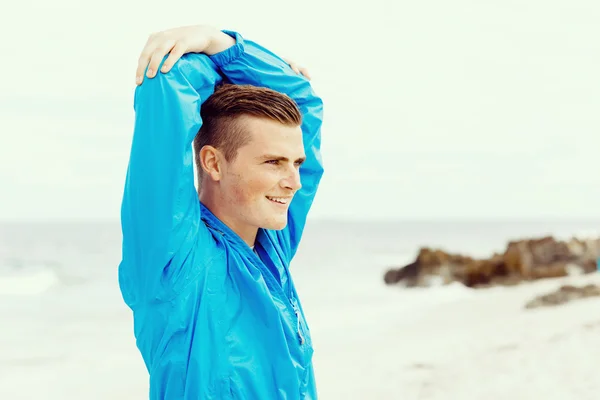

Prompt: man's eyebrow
[{"left": 258, "top": 154, "right": 306, "bottom": 162}]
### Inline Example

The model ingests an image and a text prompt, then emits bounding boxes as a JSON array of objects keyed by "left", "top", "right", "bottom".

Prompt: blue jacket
[{"left": 118, "top": 30, "right": 324, "bottom": 399}]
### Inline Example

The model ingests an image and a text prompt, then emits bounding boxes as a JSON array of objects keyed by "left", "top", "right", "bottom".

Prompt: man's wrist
[{"left": 204, "top": 28, "right": 236, "bottom": 56}]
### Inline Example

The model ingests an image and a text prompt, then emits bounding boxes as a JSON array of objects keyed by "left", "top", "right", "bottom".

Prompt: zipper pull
[{"left": 293, "top": 304, "right": 305, "bottom": 345}]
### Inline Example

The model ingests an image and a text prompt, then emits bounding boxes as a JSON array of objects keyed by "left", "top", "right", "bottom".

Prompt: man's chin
[{"left": 260, "top": 217, "right": 288, "bottom": 231}]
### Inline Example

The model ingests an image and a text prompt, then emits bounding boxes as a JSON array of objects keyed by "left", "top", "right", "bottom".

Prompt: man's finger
[
  {"left": 288, "top": 62, "right": 300, "bottom": 75},
  {"left": 282, "top": 57, "right": 298, "bottom": 71},
  {"left": 161, "top": 42, "right": 187, "bottom": 73},
  {"left": 147, "top": 41, "right": 176, "bottom": 78},
  {"left": 135, "top": 34, "right": 160, "bottom": 84},
  {"left": 136, "top": 47, "right": 155, "bottom": 85},
  {"left": 299, "top": 67, "right": 311, "bottom": 80},
  {"left": 283, "top": 58, "right": 310, "bottom": 79}
]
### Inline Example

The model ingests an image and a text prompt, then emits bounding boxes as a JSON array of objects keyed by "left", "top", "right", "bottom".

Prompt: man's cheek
[{"left": 231, "top": 183, "right": 253, "bottom": 205}]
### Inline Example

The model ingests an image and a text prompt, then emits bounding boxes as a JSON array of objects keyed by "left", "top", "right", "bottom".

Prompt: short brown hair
[{"left": 193, "top": 84, "right": 302, "bottom": 185}]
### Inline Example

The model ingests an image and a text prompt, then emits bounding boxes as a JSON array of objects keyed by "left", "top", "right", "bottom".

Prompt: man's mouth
[{"left": 266, "top": 196, "right": 291, "bottom": 205}]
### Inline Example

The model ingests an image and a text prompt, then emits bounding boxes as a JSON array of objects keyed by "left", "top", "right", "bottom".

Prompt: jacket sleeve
[
  {"left": 210, "top": 31, "right": 325, "bottom": 261},
  {"left": 119, "top": 53, "right": 223, "bottom": 300}
]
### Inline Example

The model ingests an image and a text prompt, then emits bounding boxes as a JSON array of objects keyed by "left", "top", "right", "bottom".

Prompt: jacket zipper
[
  {"left": 292, "top": 301, "right": 305, "bottom": 345},
  {"left": 244, "top": 233, "right": 306, "bottom": 346},
  {"left": 284, "top": 256, "right": 305, "bottom": 346}
]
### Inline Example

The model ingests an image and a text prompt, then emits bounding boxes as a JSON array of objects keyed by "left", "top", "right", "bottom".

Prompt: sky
[{"left": 1, "top": 0, "right": 599, "bottom": 221}]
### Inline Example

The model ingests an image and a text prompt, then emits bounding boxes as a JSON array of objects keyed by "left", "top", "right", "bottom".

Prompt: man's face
[{"left": 220, "top": 116, "right": 305, "bottom": 232}]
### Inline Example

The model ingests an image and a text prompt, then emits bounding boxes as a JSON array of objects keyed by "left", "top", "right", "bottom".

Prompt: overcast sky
[{"left": 1, "top": 0, "right": 598, "bottom": 221}]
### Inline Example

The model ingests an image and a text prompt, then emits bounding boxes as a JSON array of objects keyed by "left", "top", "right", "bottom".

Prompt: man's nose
[{"left": 281, "top": 168, "right": 302, "bottom": 191}]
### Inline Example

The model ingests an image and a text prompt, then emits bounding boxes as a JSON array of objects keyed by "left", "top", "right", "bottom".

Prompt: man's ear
[{"left": 199, "top": 145, "right": 222, "bottom": 182}]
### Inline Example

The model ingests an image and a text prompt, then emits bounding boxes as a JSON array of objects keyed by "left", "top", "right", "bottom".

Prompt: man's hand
[
  {"left": 283, "top": 58, "right": 311, "bottom": 81},
  {"left": 135, "top": 25, "right": 312, "bottom": 85},
  {"left": 135, "top": 25, "right": 234, "bottom": 85}
]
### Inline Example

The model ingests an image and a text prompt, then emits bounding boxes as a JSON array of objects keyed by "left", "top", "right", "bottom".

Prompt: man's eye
[{"left": 266, "top": 160, "right": 279, "bottom": 165}]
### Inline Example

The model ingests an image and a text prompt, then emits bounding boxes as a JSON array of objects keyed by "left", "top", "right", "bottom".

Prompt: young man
[{"left": 118, "top": 25, "right": 324, "bottom": 399}]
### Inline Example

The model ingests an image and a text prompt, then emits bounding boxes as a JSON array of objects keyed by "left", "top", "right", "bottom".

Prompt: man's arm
[
  {"left": 120, "top": 32, "right": 234, "bottom": 301},
  {"left": 209, "top": 31, "right": 325, "bottom": 261}
]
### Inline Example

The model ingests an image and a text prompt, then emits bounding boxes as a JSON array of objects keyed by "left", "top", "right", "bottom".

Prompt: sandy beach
[{"left": 309, "top": 273, "right": 600, "bottom": 400}]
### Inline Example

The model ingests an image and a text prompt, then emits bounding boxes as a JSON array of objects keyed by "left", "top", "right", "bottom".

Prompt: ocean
[{"left": 1, "top": 219, "right": 600, "bottom": 399}]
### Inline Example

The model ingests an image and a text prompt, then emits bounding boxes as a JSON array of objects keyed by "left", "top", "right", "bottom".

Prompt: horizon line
[{"left": 1, "top": 216, "right": 600, "bottom": 224}]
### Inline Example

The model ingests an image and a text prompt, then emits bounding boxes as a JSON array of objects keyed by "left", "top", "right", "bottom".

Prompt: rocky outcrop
[
  {"left": 384, "top": 236, "right": 600, "bottom": 288},
  {"left": 525, "top": 284, "right": 600, "bottom": 309}
]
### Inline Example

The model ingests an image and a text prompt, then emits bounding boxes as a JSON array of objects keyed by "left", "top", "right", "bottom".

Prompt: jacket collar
[{"left": 200, "top": 201, "right": 262, "bottom": 253}]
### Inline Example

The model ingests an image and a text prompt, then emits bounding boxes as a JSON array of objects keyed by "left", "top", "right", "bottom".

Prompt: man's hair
[{"left": 193, "top": 84, "right": 302, "bottom": 186}]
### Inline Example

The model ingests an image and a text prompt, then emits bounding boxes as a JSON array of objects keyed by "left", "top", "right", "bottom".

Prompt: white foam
[
  {"left": 0, "top": 269, "right": 59, "bottom": 296},
  {"left": 556, "top": 229, "right": 600, "bottom": 241}
]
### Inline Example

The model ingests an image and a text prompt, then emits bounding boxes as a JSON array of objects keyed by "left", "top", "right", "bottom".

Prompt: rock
[
  {"left": 384, "top": 236, "right": 600, "bottom": 288},
  {"left": 524, "top": 284, "right": 600, "bottom": 309}
]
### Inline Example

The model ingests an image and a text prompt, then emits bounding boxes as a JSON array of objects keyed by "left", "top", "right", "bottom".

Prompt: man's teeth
[{"left": 267, "top": 197, "right": 288, "bottom": 204}]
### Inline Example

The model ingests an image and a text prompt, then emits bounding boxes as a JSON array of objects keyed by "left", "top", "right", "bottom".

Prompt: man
[{"left": 118, "top": 25, "right": 324, "bottom": 399}]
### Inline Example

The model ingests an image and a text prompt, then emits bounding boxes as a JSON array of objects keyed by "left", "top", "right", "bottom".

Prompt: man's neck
[{"left": 199, "top": 192, "right": 257, "bottom": 247}]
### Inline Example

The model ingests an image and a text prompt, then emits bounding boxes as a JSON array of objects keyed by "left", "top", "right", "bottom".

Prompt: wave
[
  {"left": 557, "top": 229, "right": 600, "bottom": 241},
  {"left": 0, "top": 268, "right": 60, "bottom": 296}
]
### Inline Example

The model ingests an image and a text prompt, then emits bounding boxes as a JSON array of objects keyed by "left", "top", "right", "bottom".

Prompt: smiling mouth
[{"left": 266, "top": 196, "right": 291, "bottom": 205}]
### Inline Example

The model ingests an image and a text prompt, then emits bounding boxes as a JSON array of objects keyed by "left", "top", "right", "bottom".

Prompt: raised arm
[
  {"left": 210, "top": 31, "right": 325, "bottom": 260},
  {"left": 120, "top": 32, "right": 235, "bottom": 301}
]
